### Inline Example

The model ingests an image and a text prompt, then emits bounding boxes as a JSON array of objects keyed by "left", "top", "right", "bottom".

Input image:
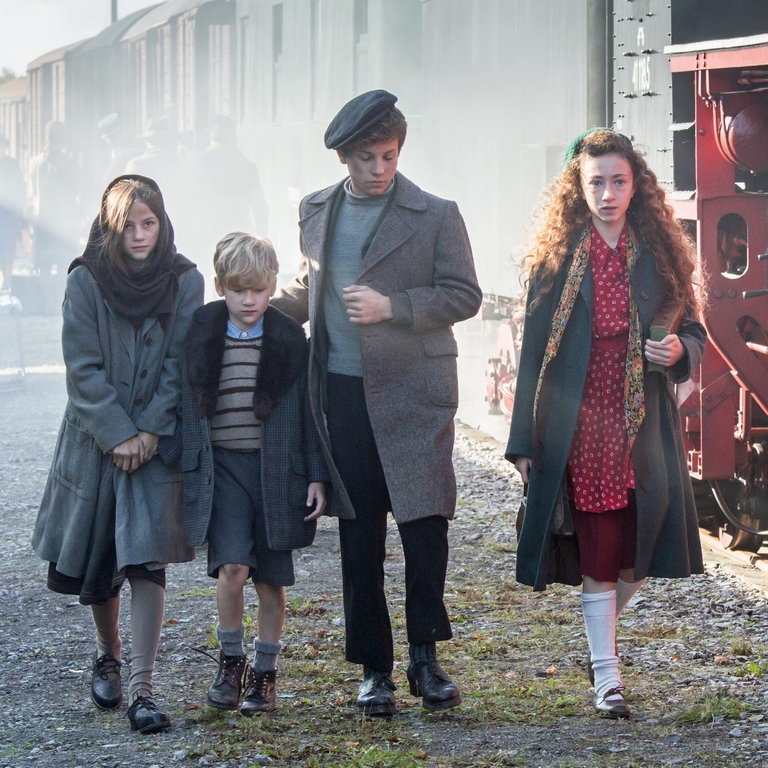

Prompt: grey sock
[
  {"left": 252, "top": 638, "right": 281, "bottom": 672},
  {"left": 217, "top": 624, "right": 246, "bottom": 658}
]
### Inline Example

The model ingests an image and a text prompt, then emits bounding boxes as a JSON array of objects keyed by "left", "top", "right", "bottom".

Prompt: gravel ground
[{"left": 2, "top": 314, "right": 768, "bottom": 768}]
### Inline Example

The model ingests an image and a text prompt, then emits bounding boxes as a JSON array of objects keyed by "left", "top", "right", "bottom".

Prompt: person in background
[
  {"left": 181, "top": 232, "right": 328, "bottom": 716},
  {"left": 27, "top": 121, "right": 84, "bottom": 308},
  {"left": 95, "top": 114, "right": 142, "bottom": 194},
  {"left": 32, "top": 175, "right": 204, "bottom": 734},
  {"left": 124, "top": 117, "right": 193, "bottom": 256},
  {"left": 272, "top": 90, "right": 482, "bottom": 716},
  {"left": 194, "top": 115, "right": 269, "bottom": 298},
  {"left": 505, "top": 129, "right": 706, "bottom": 719},
  {"left": 0, "top": 133, "right": 26, "bottom": 292}
]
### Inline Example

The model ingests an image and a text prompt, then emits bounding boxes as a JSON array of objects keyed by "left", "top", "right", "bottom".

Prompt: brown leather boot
[
  {"left": 240, "top": 667, "right": 276, "bottom": 716},
  {"left": 206, "top": 652, "right": 247, "bottom": 710}
]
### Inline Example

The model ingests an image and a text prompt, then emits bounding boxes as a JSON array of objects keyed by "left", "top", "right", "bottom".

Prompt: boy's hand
[
  {"left": 342, "top": 285, "right": 393, "bottom": 324},
  {"left": 304, "top": 482, "right": 327, "bottom": 521}
]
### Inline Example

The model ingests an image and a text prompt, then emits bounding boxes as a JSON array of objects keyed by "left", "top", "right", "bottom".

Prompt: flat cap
[{"left": 324, "top": 89, "right": 398, "bottom": 149}]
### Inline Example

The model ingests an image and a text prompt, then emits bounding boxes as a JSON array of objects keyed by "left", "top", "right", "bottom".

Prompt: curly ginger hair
[{"left": 523, "top": 129, "right": 700, "bottom": 311}]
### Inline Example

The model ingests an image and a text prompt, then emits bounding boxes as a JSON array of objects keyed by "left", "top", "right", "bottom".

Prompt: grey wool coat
[
  {"left": 33, "top": 264, "right": 204, "bottom": 579},
  {"left": 505, "top": 247, "right": 707, "bottom": 591},
  {"left": 179, "top": 302, "right": 329, "bottom": 551},
  {"left": 272, "top": 172, "right": 483, "bottom": 523}
]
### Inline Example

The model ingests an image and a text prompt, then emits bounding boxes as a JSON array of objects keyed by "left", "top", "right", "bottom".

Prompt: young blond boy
[{"left": 182, "top": 232, "right": 327, "bottom": 714}]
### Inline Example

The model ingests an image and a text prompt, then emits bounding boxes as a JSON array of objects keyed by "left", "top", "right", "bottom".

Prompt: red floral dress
[{"left": 568, "top": 225, "right": 635, "bottom": 512}]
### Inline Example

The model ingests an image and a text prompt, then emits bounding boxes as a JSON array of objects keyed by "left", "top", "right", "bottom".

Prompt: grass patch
[
  {"left": 177, "top": 586, "right": 216, "bottom": 598},
  {"left": 675, "top": 693, "right": 744, "bottom": 723}
]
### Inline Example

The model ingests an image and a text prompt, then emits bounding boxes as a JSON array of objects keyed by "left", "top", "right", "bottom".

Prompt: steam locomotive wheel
[{"left": 711, "top": 479, "right": 766, "bottom": 552}]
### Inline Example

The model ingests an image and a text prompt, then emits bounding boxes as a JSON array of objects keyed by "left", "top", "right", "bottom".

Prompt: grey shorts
[{"left": 207, "top": 448, "right": 294, "bottom": 586}]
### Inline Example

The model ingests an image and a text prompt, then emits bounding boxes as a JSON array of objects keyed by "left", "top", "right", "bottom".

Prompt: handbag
[{"left": 516, "top": 474, "right": 575, "bottom": 538}]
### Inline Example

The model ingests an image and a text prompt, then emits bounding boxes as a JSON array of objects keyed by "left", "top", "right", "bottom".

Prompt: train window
[{"left": 718, "top": 212, "right": 748, "bottom": 277}]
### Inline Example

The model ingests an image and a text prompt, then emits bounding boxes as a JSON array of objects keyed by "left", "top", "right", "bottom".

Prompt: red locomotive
[
  {"left": 668, "top": 31, "right": 768, "bottom": 551},
  {"left": 485, "top": 1, "right": 768, "bottom": 551}
]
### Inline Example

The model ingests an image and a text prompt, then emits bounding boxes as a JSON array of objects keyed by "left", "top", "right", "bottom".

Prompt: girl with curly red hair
[{"left": 506, "top": 130, "right": 706, "bottom": 719}]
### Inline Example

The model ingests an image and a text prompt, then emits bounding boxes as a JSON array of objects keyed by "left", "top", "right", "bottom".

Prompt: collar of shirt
[
  {"left": 226, "top": 317, "right": 264, "bottom": 340},
  {"left": 590, "top": 222, "right": 628, "bottom": 268},
  {"left": 343, "top": 177, "right": 395, "bottom": 200}
]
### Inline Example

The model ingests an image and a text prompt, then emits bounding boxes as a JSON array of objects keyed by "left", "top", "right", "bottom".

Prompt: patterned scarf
[{"left": 533, "top": 225, "right": 645, "bottom": 446}]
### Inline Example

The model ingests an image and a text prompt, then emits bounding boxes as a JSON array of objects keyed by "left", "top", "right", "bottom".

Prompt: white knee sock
[
  {"left": 582, "top": 590, "right": 623, "bottom": 702},
  {"left": 615, "top": 578, "right": 644, "bottom": 616}
]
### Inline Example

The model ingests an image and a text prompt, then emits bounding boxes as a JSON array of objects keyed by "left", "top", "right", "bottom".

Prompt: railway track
[{"left": 699, "top": 528, "right": 768, "bottom": 597}]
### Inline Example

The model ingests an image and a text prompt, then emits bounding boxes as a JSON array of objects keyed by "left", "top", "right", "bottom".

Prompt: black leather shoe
[
  {"left": 91, "top": 653, "right": 122, "bottom": 710},
  {"left": 240, "top": 667, "right": 277, "bottom": 716},
  {"left": 206, "top": 652, "right": 247, "bottom": 710},
  {"left": 407, "top": 658, "right": 461, "bottom": 711},
  {"left": 356, "top": 670, "right": 396, "bottom": 716},
  {"left": 127, "top": 696, "right": 171, "bottom": 734}
]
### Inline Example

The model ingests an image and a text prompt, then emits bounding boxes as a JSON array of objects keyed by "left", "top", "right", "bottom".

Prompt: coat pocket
[
  {"left": 52, "top": 420, "right": 101, "bottom": 500},
  {"left": 422, "top": 332, "right": 459, "bottom": 407}
]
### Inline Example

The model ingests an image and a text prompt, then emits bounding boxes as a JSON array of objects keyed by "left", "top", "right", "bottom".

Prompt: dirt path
[{"left": 1, "top": 315, "right": 768, "bottom": 768}]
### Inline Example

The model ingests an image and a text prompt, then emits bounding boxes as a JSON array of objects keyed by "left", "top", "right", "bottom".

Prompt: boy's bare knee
[{"left": 218, "top": 563, "right": 250, "bottom": 584}]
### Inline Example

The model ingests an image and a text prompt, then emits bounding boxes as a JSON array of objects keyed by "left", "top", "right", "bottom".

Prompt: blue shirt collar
[{"left": 226, "top": 317, "right": 264, "bottom": 339}]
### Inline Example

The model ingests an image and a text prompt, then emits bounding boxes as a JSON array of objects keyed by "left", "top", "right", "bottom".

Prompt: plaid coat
[{"left": 178, "top": 302, "right": 329, "bottom": 551}]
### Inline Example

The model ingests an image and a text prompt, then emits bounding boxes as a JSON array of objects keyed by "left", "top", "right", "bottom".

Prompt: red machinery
[
  {"left": 668, "top": 36, "right": 768, "bottom": 550},
  {"left": 482, "top": 294, "right": 522, "bottom": 419},
  {"left": 484, "top": 25, "right": 768, "bottom": 552}
]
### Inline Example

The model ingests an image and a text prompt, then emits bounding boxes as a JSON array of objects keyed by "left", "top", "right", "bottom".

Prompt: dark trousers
[{"left": 327, "top": 373, "right": 452, "bottom": 673}]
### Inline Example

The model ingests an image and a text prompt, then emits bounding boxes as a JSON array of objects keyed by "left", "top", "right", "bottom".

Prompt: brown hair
[
  {"left": 523, "top": 129, "right": 700, "bottom": 311},
  {"left": 100, "top": 176, "right": 171, "bottom": 271}
]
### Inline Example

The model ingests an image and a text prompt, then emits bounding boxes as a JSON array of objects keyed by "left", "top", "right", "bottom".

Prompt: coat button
[
  {"left": 140, "top": 369, "right": 148, "bottom": 379},
  {"left": 145, "top": 337, "right": 153, "bottom": 347},
  {"left": 134, "top": 396, "right": 144, "bottom": 405},
  {"left": 639, "top": 291, "right": 649, "bottom": 300}
]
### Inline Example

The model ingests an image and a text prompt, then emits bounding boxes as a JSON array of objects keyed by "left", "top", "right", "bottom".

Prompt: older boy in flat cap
[{"left": 273, "top": 90, "right": 481, "bottom": 716}]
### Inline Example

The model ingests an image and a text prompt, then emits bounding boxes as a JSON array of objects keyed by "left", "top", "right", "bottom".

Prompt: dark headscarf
[{"left": 69, "top": 174, "right": 195, "bottom": 327}]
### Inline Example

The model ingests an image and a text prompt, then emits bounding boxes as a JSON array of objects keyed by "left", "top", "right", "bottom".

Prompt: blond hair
[{"left": 213, "top": 232, "right": 279, "bottom": 288}]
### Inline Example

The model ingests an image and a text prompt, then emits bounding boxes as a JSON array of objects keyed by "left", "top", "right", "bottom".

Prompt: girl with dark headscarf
[{"left": 33, "top": 175, "right": 204, "bottom": 733}]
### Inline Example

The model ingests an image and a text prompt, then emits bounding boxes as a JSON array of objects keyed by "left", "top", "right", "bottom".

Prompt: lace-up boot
[
  {"left": 356, "top": 667, "right": 397, "bottom": 716},
  {"left": 206, "top": 652, "right": 247, "bottom": 710},
  {"left": 240, "top": 666, "right": 277, "bottom": 716}
]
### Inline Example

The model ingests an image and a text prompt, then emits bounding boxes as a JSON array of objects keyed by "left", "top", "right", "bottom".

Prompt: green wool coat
[{"left": 505, "top": 247, "right": 707, "bottom": 591}]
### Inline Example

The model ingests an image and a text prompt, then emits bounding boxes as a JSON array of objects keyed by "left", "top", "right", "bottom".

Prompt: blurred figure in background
[
  {"left": 97, "top": 113, "right": 141, "bottom": 188},
  {"left": 28, "top": 121, "right": 84, "bottom": 309},
  {"left": 194, "top": 115, "right": 269, "bottom": 296},
  {"left": 124, "top": 117, "right": 193, "bottom": 255},
  {"left": 0, "top": 133, "right": 26, "bottom": 292}
]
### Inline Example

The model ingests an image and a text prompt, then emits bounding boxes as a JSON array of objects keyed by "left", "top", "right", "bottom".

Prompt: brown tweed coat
[{"left": 272, "top": 172, "right": 482, "bottom": 523}]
